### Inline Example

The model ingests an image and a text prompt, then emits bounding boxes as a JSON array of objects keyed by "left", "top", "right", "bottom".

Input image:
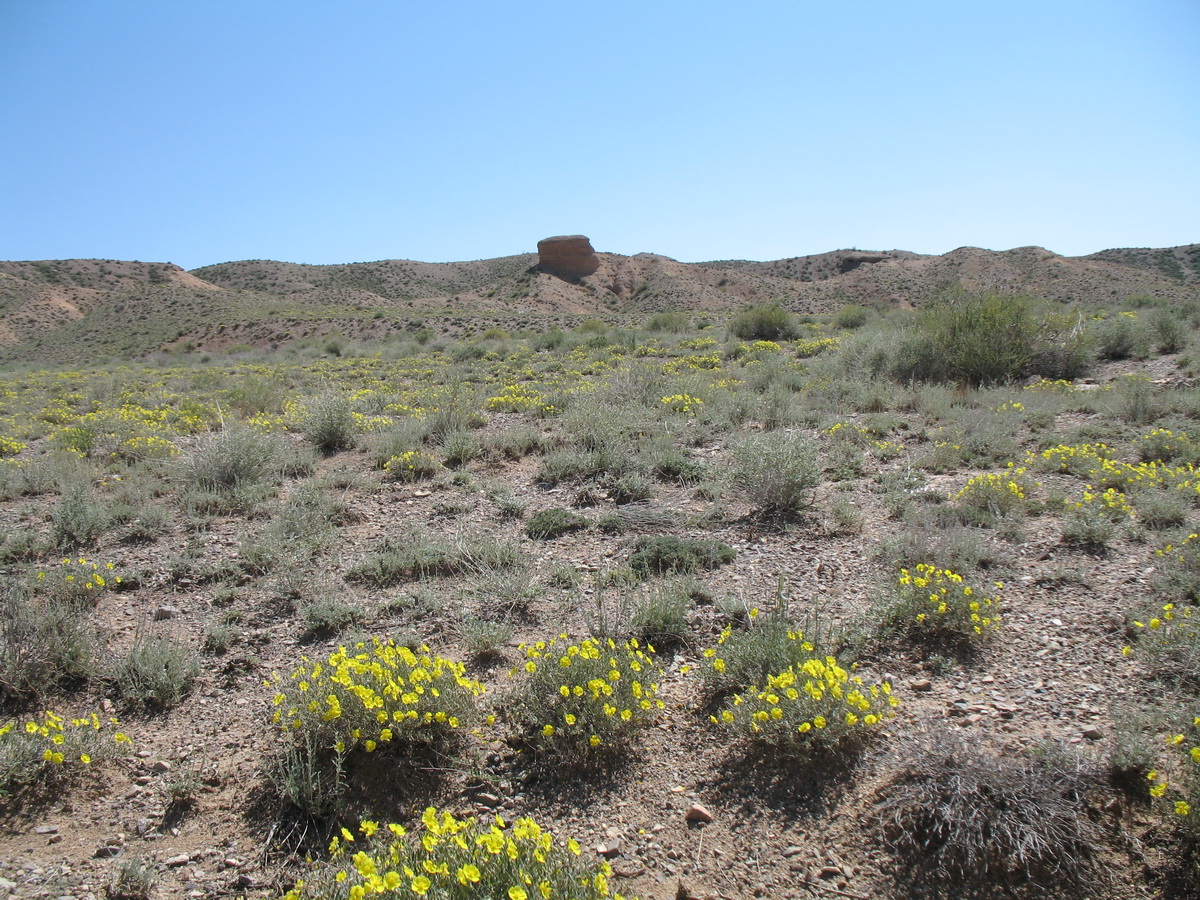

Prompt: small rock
[
  {"left": 153, "top": 605, "right": 180, "bottom": 621},
  {"left": 94, "top": 846, "right": 121, "bottom": 859},
  {"left": 910, "top": 679, "right": 933, "bottom": 692},
  {"left": 165, "top": 854, "right": 191, "bottom": 868},
  {"left": 1082, "top": 727, "right": 1104, "bottom": 741},
  {"left": 685, "top": 804, "right": 714, "bottom": 824},
  {"left": 474, "top": 792, "right": 501, "bottom": 807},
  {"left": 818, "top": 866, "right": 843, "bottom": 880},
  {"left": 150, "top": 760, "right": 171, "bottom": 774},
  {"left": 34, "top": 826, "right": 58, "bottom": 835},
  {"left": 782, "top": 846, "right": 805, "bottom": 858},
  {"left": 0, "top": 878, "right": 15, "bottom": 898}
]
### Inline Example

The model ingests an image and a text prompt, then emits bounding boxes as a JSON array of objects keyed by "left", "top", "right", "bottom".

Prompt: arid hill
[{"left": 1, "top": 243, "right": 1197, "bottom": 364}]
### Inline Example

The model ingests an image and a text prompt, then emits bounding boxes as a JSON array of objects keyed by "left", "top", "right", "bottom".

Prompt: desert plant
[
  {"left": 526, "top": 508, "right": 589, "bottom": 540},
  {"left": 876, "top": 728, "right": 1103, "bottom": 893},
  {"left": 300, "top": 392, "right": 356, "bottom": 454},
  {"left": 506, "top": 633, "right": 664, "bottom": 756},
  {"left": 269, "top": 637, "right": 484, "bottom": 756},
  {"left": 111, "top": 631, "right": 199, "bottom": 709},
  {"left": 879, "top": 564, "right": 1002, "bottom": 645},
  {"left": 282, "top": 808, "right": 621, "bottom": 900},
  {"left": 627, "top": 534, "right": 735, "bottom": 577},
  {"left": 107, "top": 854, "right": 157, "bottom": 900},
  {"left": 0, "top": 709, "right": 131, "bottom": 799},
  {"left": 0, "top": 578, "right": 98, "bottom": 701},
  {"left": 731, "top": 431, "right": 820, "bottom": 515},
  {"left": 730, "top": 302, "right": 796, "bottom": 341}
]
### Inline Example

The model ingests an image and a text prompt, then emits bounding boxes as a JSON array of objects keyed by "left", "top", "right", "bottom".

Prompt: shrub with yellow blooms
[
  {"left": 712, "top": 654, "right": 897, "bottom": 751},
  {"left": 886, "top": 564, "right": 1001, "bottom": 644},
  {"left": 1145, "top": 714, "right": 1200, "bottom": 833},
  {"left": 1127, "top": 601, "right": 1200, "bottom": 684},
  {"left": 281, "top": 807, "right": 633, "bottom": 900},
  {"left": 33, "top": 557, "right": 120, "bottom": 606},
  {"left": 269, "top": 637, "right": 485, "bottom": 756},
  {"left": 0, "top": 709, "right": 132, "bottom": 797},
  {"left": 507, "top": 635, "right": 664, "bottom": 754},
  {"left": 953, "top": 466, "right": 1033, "bottom": 520}
]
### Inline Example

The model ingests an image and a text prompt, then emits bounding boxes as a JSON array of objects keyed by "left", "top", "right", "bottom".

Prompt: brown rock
[
  {"left": 537, "top": 235, "right": 600, "bottom": 280},
  {"left": 685, "top": 803, "right": 714, "bottom": 824}
]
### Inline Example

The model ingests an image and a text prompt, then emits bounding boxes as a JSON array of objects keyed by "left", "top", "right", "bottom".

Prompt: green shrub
[
  {"left": 300, "top": 392, "right": 356, "bottom": 454},
  {"left": 526, "top": 508, "right": 589, "bottom": 540},
  {"left": 383, "top": 450, "right": 442, "bottom": 482},
  {"left": 180, "top": 426, "right": 295, "bottom": 492},
  {"left": 834, "top": 304, "right": 870, "bottom": 330},
  {"left": 507, "top": 633, "right": 663, "bottom": 756},
  {"left": 731, "top": 432, "right": 821, "bottom": 515},
  {"left": 347, "top": 530, "right": 524, "bottom": 587},
  {"left": 282, "top": 807, "right": 621, "bottom": 900},
  {"left": 917, "top": 294, "right": 1038, "bottom": 385},
  {"left": 628, "top": 577, "right": 700, "bottom": 646},
  {"left": 111, "top": 631, "right": 199, "bottom": 709},
  {"left": 440, "top": 430, "right": 482, "bottom": 468},
  {"left": 49, "top": 482, "right": 109, "bottom": 548},
  {"left": 0, "top": 578, "right": 98, "bottom": 701},
  {"left": 730, "top": 302, "right": 796, "bottom": 341},
  {"left": 628, "top": 535, "right": 735, "bottom": 577}
]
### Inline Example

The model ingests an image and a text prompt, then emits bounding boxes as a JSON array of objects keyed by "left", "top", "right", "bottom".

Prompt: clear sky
[{"left": 1, "top": 0, "right": 1197, "bottom": 270}]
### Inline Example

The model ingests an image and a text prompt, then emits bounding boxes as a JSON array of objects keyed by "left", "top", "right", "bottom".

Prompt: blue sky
[{"left": 1, "top": 0, "right": 1197, "bottom": 269}]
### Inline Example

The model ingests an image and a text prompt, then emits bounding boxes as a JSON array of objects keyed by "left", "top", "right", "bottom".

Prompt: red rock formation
[{"left": 537, "top": 235, "right": 600, "bottom": 280}]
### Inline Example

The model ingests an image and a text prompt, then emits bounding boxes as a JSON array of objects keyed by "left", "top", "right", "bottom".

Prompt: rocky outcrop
[
  {"left": 837, "top": 252, "right": 890, "bottom": 274},
  {"left": 537, "top": 235, "right": 600, "bottom": 280}
]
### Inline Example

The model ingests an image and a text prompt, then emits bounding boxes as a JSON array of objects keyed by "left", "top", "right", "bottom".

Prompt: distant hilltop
[{"left": 0, "top": 241, "right": 1196, "bottom": 364}]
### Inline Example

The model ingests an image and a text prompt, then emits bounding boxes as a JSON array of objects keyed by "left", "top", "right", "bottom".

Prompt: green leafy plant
[
  {"left": 627, "top": 534, "right": 735, "bottom": 577},
  {"left": 526, "top": 508, "right": 589, "bottom": 540}
]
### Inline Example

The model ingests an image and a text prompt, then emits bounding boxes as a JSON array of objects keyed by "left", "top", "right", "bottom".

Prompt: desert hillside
[{"left": 0, "top": 242, "right": 1196, "bottom": 364}]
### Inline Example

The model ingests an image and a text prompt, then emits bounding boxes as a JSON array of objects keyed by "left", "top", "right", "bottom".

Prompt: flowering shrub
[
  {"left": 507, "top": 635, "right": 664, "bottom": 753},
  {"left": 270, "top": 638, "right": 485, "bottom": 755},
  {"left": 953, "top": 466, "right": 1033, "bottom": 519},
  {"left": 886, "top": 564, "right": 1001, "bottom": 643},
  {"left": 659, "top": 394, "right": 703, "bottom": 415},
  {"left": 33, "top": 557, "right": 120, "bottom": 605},
  {"left": 793, "top": 336, "right": 841, "bottom": 358},
  {"left": 0, "top": 436, "right": 27, "bottom": 457},
  {"left": 383, "top": 450, "right": 442, "bottom": 482},
  {"left": 486, "top": 384, "right": 549, "bottom": 413},
  {"left": 712, "top": 652, "right": 896, "bottom": 751},
  {"left": 1147, "top": 716, "right": 1200, "bottom": 826},
  {"left": 1127, "top": 601, "right": 1200, "bottom": 684},
  {"left": 0, "top": 710, "right": 131, "bottom": 796},
  {"left": 1070, "top": 486, "right": 1132, "bottom": 520},
  {"left": 282, "top": 808, "right": 630, "bottom": 900}
]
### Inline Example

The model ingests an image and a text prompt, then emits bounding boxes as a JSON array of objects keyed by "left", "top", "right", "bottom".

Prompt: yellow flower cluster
[
  {"left": 662, "top": 353, "right": 722, "bottom": 374},
  {"left": 0, "top": 709, "right": 131, "bottom": 790},
  {"left": 896, "top": 564, "right": 1001, "bottom": 639},
  {"left": 283, "top": 807, "right": 630, "bottom": 900},
  {"left": 660, "top": 394, "right": 704, "bottom": 415},
  {"left": 1070, "top": 485, "right": 1132, "bottom": 520},
  {"left": 510, "top": 635, "right": 664, "bottom": 750},
  {"left": 34, "top": 557, "right": 120, "bottom": 605},
  {"left": 677, "top": 336, "right": 718, "bottom": 351},
  {"left": 486, "top": 384, "right": 550, "bottom": 413},
  {"left": 1023, "top": 378, "right": 1077, "bottom": 392},
  {"left": 793, "top": 336, "right": 841, "bottom": 358},
  {"left": 712, "top": 652, "right": 897, "bottom": 748},
  {"left": 0, "top": 436, "right": 27, "bottom": 456},
  {"left": 1146, "top": 717, "right": 1200, "bottom": 821},
  {"left": 270, "top": 638, "right": 484, "bottom": 754},
  {"left": 954, "top": 466, "right": 1033, "bottom": 516},
  {"left": 383, "top": 450, "right": 442, "bottom": 482}
]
